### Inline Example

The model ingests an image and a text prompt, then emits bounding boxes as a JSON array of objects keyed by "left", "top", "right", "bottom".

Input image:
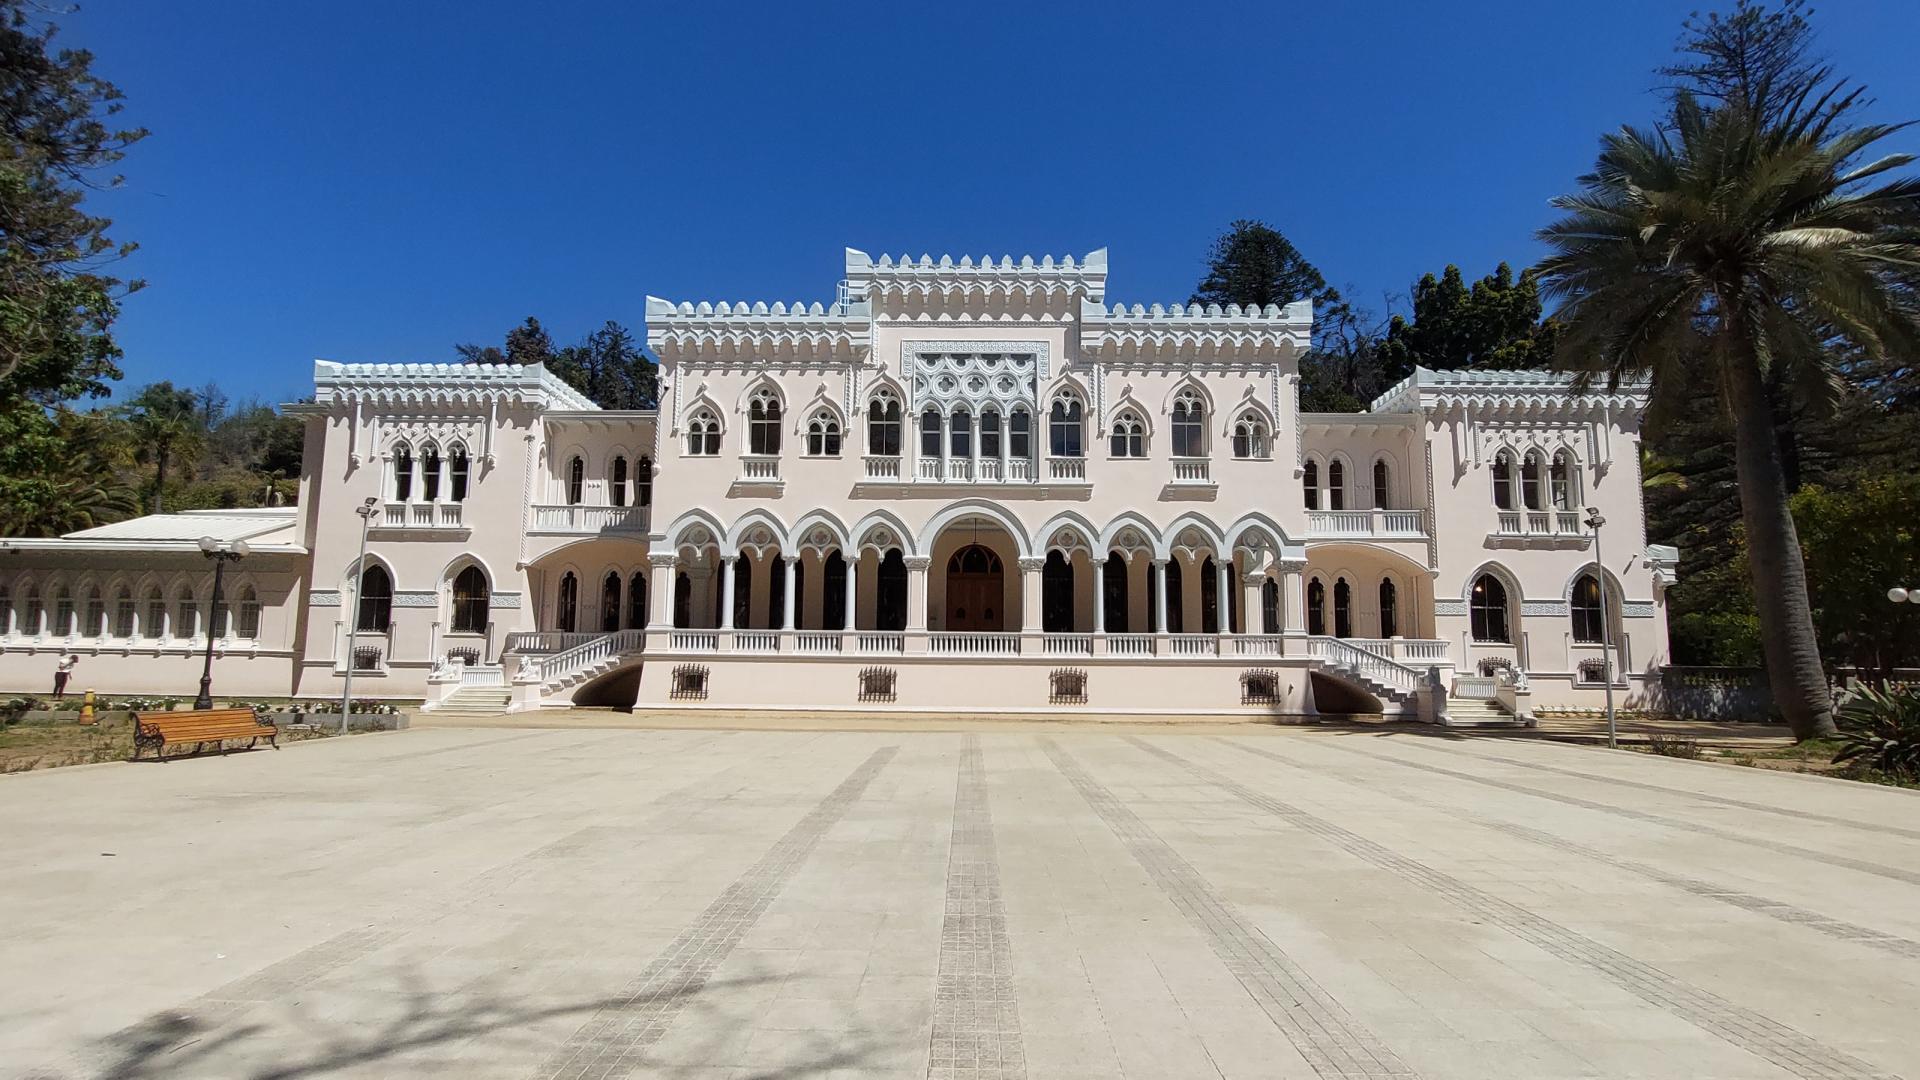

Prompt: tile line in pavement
[{"left": 1130, "top": 736, "right": 1894, "bottom": 1080}]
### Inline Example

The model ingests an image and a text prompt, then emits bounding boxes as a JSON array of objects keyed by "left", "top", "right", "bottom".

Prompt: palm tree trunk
[
  {"left": 1723, "top": 351, "right": 1836, "bottom": 740},
  {"left": 151, "top": 448, "right": 169, "bottom": 515}
]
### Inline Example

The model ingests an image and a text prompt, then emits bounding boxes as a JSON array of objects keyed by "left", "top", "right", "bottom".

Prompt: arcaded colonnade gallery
[{"left": 0, "top": 248, "right": 1676, "bottom": 721}]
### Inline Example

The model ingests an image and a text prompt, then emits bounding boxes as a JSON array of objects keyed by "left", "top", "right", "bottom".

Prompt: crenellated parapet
[
  {"left": 1078, "top": 298, "right": 1311, "bottom": 365},
  {"left": 849, "top": 247, "right": 1106, "bottom": 321},
  {"left": 645, "top": 295, "right": 872, "bottom": 370},
  {"left": 311, "top": 360, "right": 597, "bottom": 411}
]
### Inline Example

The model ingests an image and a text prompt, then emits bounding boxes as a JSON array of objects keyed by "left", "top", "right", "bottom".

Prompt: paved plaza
[{"left": 2, "top": 725, "right": 1917, "bottom": 1080}]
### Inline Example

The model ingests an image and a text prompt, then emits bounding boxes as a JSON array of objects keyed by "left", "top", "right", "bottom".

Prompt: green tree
[
  {"left": 120, "top": 382, "right": 204, "bottom": 514},
  {"left": 552, "top": 321, "right": 658, "bottom": 410},
  {"left": 1376, "top": 263, "right": 1559, "bottom": 373},
  {"left": 503, "top": 317, "right": 556, "bottom": 366},
  {"left": 1533, "top": 95, "right": 1920, "bottom": 741},
  {"left": 1791, "top": 477, "right": 1920, "bottom": 683}
]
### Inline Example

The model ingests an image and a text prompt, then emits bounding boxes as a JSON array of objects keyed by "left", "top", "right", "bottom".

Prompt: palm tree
[
  {"left": 1534, "top": 94, "right": 1920, "bottom": 741},
  {"left": 121, "top": 382, "right": 204, "bottom": 514}
]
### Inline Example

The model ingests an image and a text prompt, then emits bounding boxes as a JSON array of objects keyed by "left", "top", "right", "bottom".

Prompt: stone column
[
  {"left": 1242, "top": 567, "right": 1265, "bottom": 636},
  {"left": 647, "top": 553, "right": 678, "bottom": 630},
  {"left": 1019, "top": 557, "right": 1046, "bottom": 633},
  {"left": 1092, "top": 558, "right": 1107, "bottom": 634},
  {"left": 1280, "top": 564, "right": 1308, "bottom": 653},
  {"left": 781, "top": 555, "right": 798, "bottom": 631},
  {"left": 1215, "top": 556, "right": 1233, "bottom": 635},
  {"left": 843, "top": 553, "right": 859, "bottom": 632},
  {"left": 719, "top": 555, "right": 737, "bottom": 631},
  {"left": 904, "top": 557, "right": 930, "bottom": 633},
  {"left": 1152, "top": 559, "right": 1169, "bottom": 634}
]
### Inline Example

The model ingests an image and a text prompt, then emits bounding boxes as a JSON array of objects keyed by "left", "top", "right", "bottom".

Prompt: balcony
[
  {"left": 857, "top": 452, "right": 1056, "bottom": 495},
  {"left": 863, "top": 455, "right": 903, "bottom": 481},
  {"left": 1170, "top": 458, "right": 1212, "bottom": 484},
  {"left": 1306, "top": 509, "right": 1428, "bottom": 540},
  {"left": 1490, "top": 508, "right": 1588, "bottom": 546},
  {"left": 1046, "top": 456, "right": 1085, "bottom": 481},
  {"left": 374, "top": 501, "right": 467, "bottom": 533},
  {"left": 529, "top": 504, "right": 651, "bottom": 536}
]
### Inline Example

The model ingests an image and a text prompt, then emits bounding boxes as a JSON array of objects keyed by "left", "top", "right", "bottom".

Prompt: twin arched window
[
  {"left": 1493, "top": 447, "right": 1580, "bottom": 511},
  {"left": 1231, "top": 413, "right": 1268, "bottom": 459},
  {"left": 1110, "top": 412, "right": 1144, "bottom": 458},
  {"left": 807, "top": 411, "right": 842, "bottom": 457},
  {"left": 1170, "top": 390, "right": 1206, "bottom": 457},
  {"left": 391, "top": 441, "right": 470, "bottom": 502},
  {"left": 686, "top": 409, "right": 721, "bottom": 455},
  {"left": 867, "top": 392, "right": 902, "bottom": 455},
  {"left": 747, "top": 389, "right": 782, "bottom": 455},
  {"left": 1470, "top": 573, "right": 1511, "bottom": 643}
]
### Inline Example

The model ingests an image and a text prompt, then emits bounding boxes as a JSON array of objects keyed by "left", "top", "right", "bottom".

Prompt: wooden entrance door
[{"left": 945, "top": 544, "right": 1004, "bottom": 631}]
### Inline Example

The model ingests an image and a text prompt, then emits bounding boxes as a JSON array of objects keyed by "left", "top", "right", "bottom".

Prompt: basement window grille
[
  {"left": 1576, "top": 659, "right": 1609, "bottom": 686},
  {"left": 352, "top": 646, "right": 384, "bottom": 672},
  {"left": 445, "top": 647, "right": 480, "bottom": 668},
  {"left": 1240, "top": 669, "right": 1281, "bottom": 705},
  {"left": 1049, "top": 668, "right": 1087, "bottom": 705},
  {"left": 670, "top": 664, "right": 710, "bottom": 700},
  {"left": 858, "top": 666, "right": 897, "bottom": 703}
]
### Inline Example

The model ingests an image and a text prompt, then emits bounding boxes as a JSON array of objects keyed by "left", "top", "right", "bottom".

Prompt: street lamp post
[
  {"left": 339, "top": 497, "right": 380, "bottom": 734},
  {"left": 193, "top": 537, "right": 251, "bottom": 709},
  {"left": 1584, "top": 507, "right": 1617, "bottom": 748}
]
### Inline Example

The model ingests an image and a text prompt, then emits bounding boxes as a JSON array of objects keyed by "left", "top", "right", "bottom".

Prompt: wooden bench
[{"left": 132, "top": 708, "right": 279, "bottom": 761}]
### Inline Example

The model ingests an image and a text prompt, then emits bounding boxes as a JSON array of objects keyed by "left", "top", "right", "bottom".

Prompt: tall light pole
[
  {"left": 1585, "top": 507, "right": 1617, "bottom": 748},
  {"left": 339, "top": 497, "right": 379, "bottom": 734},
  {"left": 193, "top": 537, "right": 251, "bottom": 709}
]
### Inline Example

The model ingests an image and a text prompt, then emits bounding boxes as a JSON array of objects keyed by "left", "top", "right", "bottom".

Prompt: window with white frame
[
  {"left": 1492, "top": 449, "right": 1516, "bottom": 510},
  {"left": 1231, "top": 413, "right": 1268, "bottom": 459},
  {"left": 610, "top": 455, "right": 628, "bottom": 506},
  {"left": 747, "top": 387, "right": 782, "bottom": 455},
  {"left": 1109, "top": 411, "right": 1144, "bottom": 458},
  {"left": 948, "top": 407, "right": 972, "bottom": 459},
  {"left": 21, "top": 587, "right": 42, "bottom": 635},
  {"left": 113, "top": 588, "right": 135, "bottom": 638},
  {"left": 356, "top": 564, "right": 392, "bottom": 633},
  {"left": 81, "top": 587, "right": 103, "bottom": 637},
  {"left": 920, "top": 408, "right": 942, "bottom": 458},
  {"left": 448, "top": 443, "right": 470, "bottom": 502},
  {"left": 1470, "top": 573, "right": 1512, "bottom": 643},
  {"left": 451, "top": 565, "right": 489, "bottom": 633},
  {"left": 234, "top": 585, "right": 261, "bottom": 639},
  {"left": 392, "top": 443, "right": 413, "bottom": 501},
  {"left": 1522, "top": 449, "right": 1546, "bottom": 510},
  {"left": 144, "top": 588, "right": 165, "bottom": 639},
  {"left": 1326, "top": 459, "right": 1346, "bottom": 510},
  {"left": 1551, "top": 449, "right": 1577, "bottom": 510},
  {"left": 807, "top": 411, "right": 842, "bottom": 456},
  {"left": 1170, "top": 389, "right": 1206, "bottom": 457},
  {"left": 174, "top": 585, "right": 199, "bottom": 639},
  {"left": 1571, "top": 572, "right": 1607, "bottom": 643},
  {"left": 1372, "top": 459, "right": 1391, "bottom": 509},
  {"left": 636, "top": 455, "right": 652, "bottom": 506},
  {"left": 867, "top": 390, "right": 902, "bottom": 456},
  {"left": 420, "top": 444, "right": 442, "bottom": 501},
  {"left": 52, "top": 587, "right": 73, "bottom": 636},
  {"left": 1303, "top": 458, "right": 1319, "bottom": 509},
  {"left": 566, "top": 455, "right": 585, "bottom": 505},
  {"left": 1009, "top": 407, "right": 1032, "bottom": 460},
  {"left": 686, "top": 409, "right": 720, "bottom": 455},
  {"left": 1048, "top": 395, "right": 1083, "bottom": 457},
  {"left": 980, "top": 408, "right": 1001, "bottom": 459},
  {"left": 0, "top": 584, "right": 12, "bottom": 635}
]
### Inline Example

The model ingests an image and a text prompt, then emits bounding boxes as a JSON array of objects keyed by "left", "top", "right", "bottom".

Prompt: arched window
[
  {"left": 636, "top": 456, "right": 652, "bottom": 506},
  {"left": 421, "top": 444, "right": 442, "bottom": 501},
  {"left": 1048, "top": 396, "right": 1083, "bottom": 458},
  {"left": 555, "top": 571, "right": 579, "bottom": 633},
  {"left": 1201, "top": 556, "right": 1220, "bottom": 634},
  {"left": 673, "top": 571, "right": 692, "bottom": 628},
  {"left": 610, "top": 456, "right": 628, "bottom": 507},
  {"left": 566, "top": 456, "right": 585, "bottom": 505},
  {"left": 1306, "top": 577, "right": 1325, "bottom": 636},
  {"left": 51, "top": 586, "right": 73, "bottom": 635},
  {"left": 1042, "top": 550, "right": 1074, "bottom": 633},
  {"left": 686, "top": 409, "right": 720, "bottom": 456},
  {"left": 1232, "top": 413, "right": 1268, "bottom": 459},
  {"left": 1373, "top": 460, "right": 1391, "bottom": 509},
  {"left": 1103, "top": 553, "right": 1128, "bottom": 633},
  {"left": 1170, "top": 389, "right": 1205, "bottom": 457},
  {"left": 1492, "top": 450, "right": 1516, "bottom": 510},
  {"left": 1261, "top": 577, "right": 1280, "bottom": 634},
  {"left": 823, "top": 552, "right": 847, "bottom": 631},
  {"left": 1164, "top": 559, "right": 1184, "bottom": 634},
  {"left": 1327, "top": 460, "right": 1346, "bottom": 511},
  {"left": 448, "top": 444, "right": 470, "bottom": 502},
  {"left": 627, "top": 571, "right": 648, "bottom": 630},
  {"left": 920, "top": 409, "right": 943, "bottom": 458},
  {"left": 1378, "top": 578, "right": 1398, "bottom": 638},
  {"left": 144, "top": 587, "right": 165, "bottom": 640},
  {"left": 211, "top": 586, "right": 229, "bottom": 638},
  {"left": 1551, "top": 450, "right": 1577, "bottom": 510},
  {"left": 1303, "top": 459, "right": 1319, "bottom": 509},
  {"left": 867, "top": 391, "right": 903, "bottom": 456},
  {"left": 392, "top": 444, "right": 413, "bottom": 502},
  {"left": 1470, "top": 573, "right": 1511, "bottom": 643},
  {"left": 1009, "top": 407, "right": 1032, "bottom": 461},
  {"left": 980, "top": 408, "right": 1002, "bottom": 460},
  {"left": 234, "top": 585, "right": 261, "bottom": 639},
  {"left": 747, "top": 388, "right": 782, "bottom": 455},
  {"left": 1333, "top": 577, "right": 1352, "bottom": 638},
  {"left": 1571, "top": 572, "right": 1607, "bottom": 643},
  {"left": 1109, "top": 412, "right": 1144, "bottom": 457},
  {"left": 20, "top": 585, "right": 43, "bottom": 636},
  {"left": 1522, "top": 450, "right": 1546, "bottom": 510},
  {"left": 81, "top": 587, "right": 104, "bottom": 637},
  {"left": 356, "top": 564, "right": 392, "bottom": 633},
  {"left": 601, "top": 572, "right": 622, "bottom": 632},
  {"left": 113, "top": 587, "right": 135, "bottom": 638},
  {"left": 452, "top": 566, "right": 489, "bottom": 634},
  {"left": 949, "top": 408, "right": 972, "bottom": 459},
  {"left": 807, "top": 411, "right": 842, "bottom": 457},
  {"left": 173, "top": 585, "right": 198, "bottom": 639}
]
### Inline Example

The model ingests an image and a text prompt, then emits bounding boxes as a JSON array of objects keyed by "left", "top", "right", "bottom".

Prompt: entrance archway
[{"left": 945, "top": 544, "right": 1005, "bottom": 631}]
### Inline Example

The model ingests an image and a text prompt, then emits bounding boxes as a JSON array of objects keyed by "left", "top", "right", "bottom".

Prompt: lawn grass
[
  {"left": 1693, "top": 736, "right": 1919, "bottom": 789},
  {"left": 0, "top": 718, "right": 342, "bottom": 773}
]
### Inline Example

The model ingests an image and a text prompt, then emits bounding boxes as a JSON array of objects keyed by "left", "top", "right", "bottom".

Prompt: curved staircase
[
  {"left": 1304, "top": 636, "right": 1422, "bottom": 715},
  {"left": 508, "top": 629, "right": 647, "bottom": 704}
]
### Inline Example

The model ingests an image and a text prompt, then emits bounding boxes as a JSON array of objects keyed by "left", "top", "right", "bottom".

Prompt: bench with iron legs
[{"left": 132, "top": 708, "right": 279, "bottom": 761}]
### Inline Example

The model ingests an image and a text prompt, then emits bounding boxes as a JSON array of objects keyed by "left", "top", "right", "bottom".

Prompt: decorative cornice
[
  {"left": 312, "top": 361, "right": 596, "bottom": 412},
  {"left": 1370, "top": 366, "right": 1648, "bottom": 416},
  {"left": 309, "top": 590, "right": 342, "bottom": 607},
  {"left": 1078, "top": 299, "right": 1311, "bottom": 362},
  {"left": 1622, "top": 600, "right": 1657, "bottom": 618},
  {"left": 393, "top": 590, "right": 437, "bottom": 607},
  {"left": 489, "top": 592, "right": 522, "bottom": 609}
]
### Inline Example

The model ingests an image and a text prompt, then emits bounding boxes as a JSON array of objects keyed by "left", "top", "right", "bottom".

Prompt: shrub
[
  {"left": 1833, "top": 687, "right": 1920, "bottom": 778},
  {"left": 1646, "top": 735, "right": 1703, "bottom": 759}
]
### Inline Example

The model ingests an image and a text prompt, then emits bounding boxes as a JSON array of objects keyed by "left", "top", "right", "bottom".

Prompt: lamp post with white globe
[
  {"left": 1890, "top": 587, "right": 1918, "bottom": 605},
  {"left": 193, "top": 536, "right": 251, "bottom": 709}
]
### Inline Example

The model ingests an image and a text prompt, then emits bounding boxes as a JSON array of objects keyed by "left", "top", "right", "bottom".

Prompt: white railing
[
  {"left": 863, "top": 455, "right": 902, "bottom": 480},
  {"left": 794, "top": 631, "right": 842, "bottom": 654},
  {"left": 382, "top": 502, "right": 465, "bottom": 529},
  {"left": 530, "top": 629, "right": 644, "bottom": 685},
  {"left": 1043, "top": 633, "right": 1093, "bottom": 656},
  {"left": 1234, "top": 635, "right": 1284, "bottom": 656},
  {"left": 1557, "top": 510, "right": 1583, "bottom": 534},
  {"left": 929, "top": 631, "right": 1020, "bottom": 656},
  {"left": 1307, "top": 509, "right": 1427, "bottom": 538},
  {"left": 917, "top": 457, "right": 942, "bottom": 480},
  {"left": 1107, "top": 633, "right": 1154, "bottom": 656},
  {"left": 858, "top": 631, "right": 905, "bottom": 654},
  {"left": 1400, "top": 640, "right": 1450, "bottom": 660},
  {"left": 1171, "top": 458, "right": 1212, "bottom": 484},
  {"left": 1453, "top": 675, "right": 1499, "bottom": 699},
  {"left": 1496, "top": 510, "right": 1524, "bottom": 535},
  {"left": 1308, "top": 635, "right": 1422, "bottom": 694},
  {"left": 739, "top": 455, "right": 781, "bottom": 481},
  {"left": 531, "top": 505, "right": 650, "bottom": 534},
  {"left": 1527, "top": 510, "right": 1553, "bottom": 534},
  {"left": 1046, "top": 457, "right": 1086, "bottom": 481},
  {"left": 1169, "top": 634, "right": 1218, "bottom": 656},
  {"left": 1494, "top": 508, "right": 1587, "bottom": 538},
  {"left": 460, "top": 664, "right": 506, "bottom": 687},
  {"left": 504, "top": 631, "right": 606, "bottom": 654},
  {"left": 671, "top": 630, "right": 718, "bottom": 651},
  {"left": 1007, "top": 457, "right": 1034, "bottom": 481},
  {"left": 945, "top": 458, "right": 973, "bottom": 481},
  {"left": 734, "top": 630, "right": 779, "bottom": 652}
]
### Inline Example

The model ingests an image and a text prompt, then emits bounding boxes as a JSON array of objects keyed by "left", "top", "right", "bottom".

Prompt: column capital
[
  {"left": 903, "top": 556, "right": 932, "bottom": 571},
  {"left": 1017, "top": 557, "right": 1048, "bottom": 573},
  {"left": 647, "top": 552, "right": 679, "bottom": 569}
]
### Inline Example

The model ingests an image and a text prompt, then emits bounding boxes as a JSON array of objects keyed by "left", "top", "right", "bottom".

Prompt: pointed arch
[
  {"left": 1154, "top": 512, "right": 1226, "bottom": 562},
  {"left": 850, "top": 508, "right": 917, "bottom": 557},
  {"left": 1097, "top": 511, "right": 1163, "bottom": 558},
  {"left": 1158, "top": 373, "right": 1216, "bottom": 418},
  {"left": 732, "top": 373, "right": 788, "bottom": 417},
  {"left": 659, "top": 508, "right": 727, "bottom": 555},
  {"left": 1102, "top": 387, "right": 1157, "bottom": 437},
  {"left": 723, "top": 508, "right": 792, "bottom": 557},
  {"left": 790, "top": 509, "right": 852, "bottom": 555},
  {"left": 1034, "top": 511, "right": 1099, "bottom": 557}
]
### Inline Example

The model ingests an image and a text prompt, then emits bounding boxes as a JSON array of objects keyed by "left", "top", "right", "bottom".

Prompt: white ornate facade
[{"left": 0, "top": 248, "right": 1677, "bottom": 721}]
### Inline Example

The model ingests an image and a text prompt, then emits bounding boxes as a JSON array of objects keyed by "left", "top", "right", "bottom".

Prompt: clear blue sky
[{"left": 65, "top": 0, "right": 1920, "bottom": 405}]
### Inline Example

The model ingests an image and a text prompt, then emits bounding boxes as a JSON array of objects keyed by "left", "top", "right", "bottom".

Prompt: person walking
[{"left": 53, "top": 654, "right": 78, "bottom": 699}]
